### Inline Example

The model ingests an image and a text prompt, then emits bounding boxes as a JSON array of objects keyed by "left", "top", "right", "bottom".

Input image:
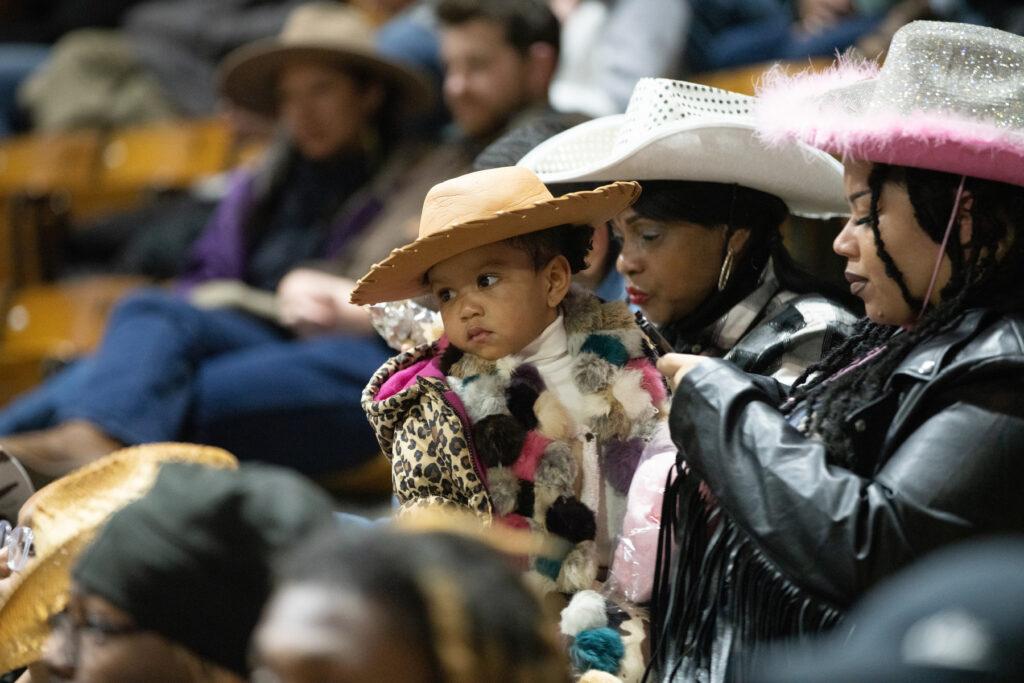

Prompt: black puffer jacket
[{"left": 653, "top": 308, "right": 1024, "bottom": 682}]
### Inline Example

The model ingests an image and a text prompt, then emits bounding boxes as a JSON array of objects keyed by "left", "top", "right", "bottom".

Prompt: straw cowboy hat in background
[
  {"left": 517, "top": 77, "right": 848, "bottom": 218},
  {"left": 218, "top": 2, "right": 432, "bottom": 117},
  {"left": 349, "top": 166, "right": 640, "bottom": 305},
  {"left": 0, "top": 443, "right": 237, "bottom": 672},
  {"left": 0, "top": 450, "right": 33, "bottom": 525},
  {"left": 755, "top": 21, "right": 1024, "bottom": 188}
]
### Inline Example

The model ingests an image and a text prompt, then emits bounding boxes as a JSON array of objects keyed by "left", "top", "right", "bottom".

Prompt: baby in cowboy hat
[{"left": 356, "top": 165, "right": 674, "bottom": 677}]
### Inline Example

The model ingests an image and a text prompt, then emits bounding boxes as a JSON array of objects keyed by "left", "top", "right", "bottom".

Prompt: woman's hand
[
  {"left": 276, "top": 269, "right": 373, "bottom": 337},
  {"left": 657, "top": 353, "right": 708, "bottom": 390}
]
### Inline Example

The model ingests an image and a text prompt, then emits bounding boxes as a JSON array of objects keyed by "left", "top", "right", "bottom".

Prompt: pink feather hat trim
[{"left": 755, "top": 21, "right": 1024, "bottom": 188}]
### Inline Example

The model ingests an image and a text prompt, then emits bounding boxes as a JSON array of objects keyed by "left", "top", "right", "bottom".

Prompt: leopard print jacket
[{"left": 363, "top": 290, "right": 669, "bottom": 530}]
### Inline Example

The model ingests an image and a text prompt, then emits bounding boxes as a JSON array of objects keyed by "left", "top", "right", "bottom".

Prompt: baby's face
[{"left": 427, "top": 242, "right": 562, "bottom": 360}]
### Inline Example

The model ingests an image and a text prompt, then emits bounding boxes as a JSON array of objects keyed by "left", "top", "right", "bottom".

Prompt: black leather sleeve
[{"left": 670, "top": 358, "right": 1024, "bottom": 607}]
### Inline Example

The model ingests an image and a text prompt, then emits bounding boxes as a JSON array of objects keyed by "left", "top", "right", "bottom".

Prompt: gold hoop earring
[{"left": 717, "top": 248, "right": 735, "bottom": 292}]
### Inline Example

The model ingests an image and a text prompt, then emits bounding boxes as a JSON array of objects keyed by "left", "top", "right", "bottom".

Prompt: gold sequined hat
[
  {"left": 0, "top": 444, "right": 238, "bottom": 671},
  {"left": 517, "top": 77, "right": 848, "bottom": 218},
  {"left": 756, "top": 21, "right": 1024, "bottom": 188}
]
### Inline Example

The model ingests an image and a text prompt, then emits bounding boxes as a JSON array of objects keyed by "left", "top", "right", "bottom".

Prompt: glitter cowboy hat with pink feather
[{"left": 755, "top": 21, "right": 1024, "bottom": 188}]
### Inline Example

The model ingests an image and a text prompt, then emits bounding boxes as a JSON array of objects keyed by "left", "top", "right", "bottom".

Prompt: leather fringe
[{"left": 645, "top": 466, "right": 843, "bottom": 683}]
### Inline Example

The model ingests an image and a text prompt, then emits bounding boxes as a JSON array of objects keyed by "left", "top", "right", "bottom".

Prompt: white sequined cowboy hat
[
  {"left": 517, "top": 77, "right": 847, "bottom": 218},
  {"left": 755, "top": 21, "right": 1024, "bottom": 188},
  {"left": 349, "top": 166, "right": 640, "bottom": 305},
  {"left": 219, "top": 2, "right": 432, "bottom": 117}
]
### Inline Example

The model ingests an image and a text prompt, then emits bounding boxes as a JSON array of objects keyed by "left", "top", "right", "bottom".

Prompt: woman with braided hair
[{"left": 649, "top": 21, "right": 1024, "bottom": 683}]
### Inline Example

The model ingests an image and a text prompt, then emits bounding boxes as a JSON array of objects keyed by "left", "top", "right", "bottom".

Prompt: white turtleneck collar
[
  {"left": 514, "top": 314, "right": 568, "bottom": 365},
  {"left": 508, "top": 314, "right": 586, "bottom": 422}
]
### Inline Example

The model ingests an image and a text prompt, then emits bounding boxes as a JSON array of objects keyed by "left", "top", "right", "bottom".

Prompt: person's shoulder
[
  {"left": 893, "top": 308, "right": 1024, "bottom": 383},
  {"left": 952, "top": 308, "right": 1024, "bottom": 362},
  {"left": 772, "top": 291, "right": 860, "bottom": 330}
]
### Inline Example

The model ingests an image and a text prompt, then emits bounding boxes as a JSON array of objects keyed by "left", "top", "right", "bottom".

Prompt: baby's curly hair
[{"left": 504, "top": 223, "right": 594, "bottom": 274}]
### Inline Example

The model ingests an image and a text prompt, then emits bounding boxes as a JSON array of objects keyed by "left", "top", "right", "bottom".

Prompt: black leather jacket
[
  {"left": 657, "top": 308, "right": 1024, "bottom": 681},
  {"left": 673, "top": 307, "right": 1024, "bottom": 605}
]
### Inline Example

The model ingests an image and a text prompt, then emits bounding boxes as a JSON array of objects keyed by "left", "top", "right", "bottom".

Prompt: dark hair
[
  {"left": 633, "top": 180, "right": 849, "bottom": 341},
  {"left": 505, "top": 223, "right": 594, "bottom": 274},
  {"left": 785, "top": 164, "right": 1024, "bottom": 474},
  {"left": 436, "top": 0, "right": 560, "bottom": 55},
  {"left": 276, "top": 526, "right": 567, "bottom": 683}
]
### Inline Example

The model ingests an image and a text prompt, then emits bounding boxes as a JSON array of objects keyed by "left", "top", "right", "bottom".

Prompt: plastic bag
[
  {"left": 368, "top": 299, "right": 443, "bottom": 352},
  {"left": 606, "top": 450, "right": 676, "bottom": 603}
]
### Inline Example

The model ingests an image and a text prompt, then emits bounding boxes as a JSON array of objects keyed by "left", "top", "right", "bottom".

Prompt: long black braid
[{"left": 784, "top": 164, "right": 1024, "bottom": 474}]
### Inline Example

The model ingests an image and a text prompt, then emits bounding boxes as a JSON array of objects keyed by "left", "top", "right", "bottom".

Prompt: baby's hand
[{"left": 0, "top": 546, "right": 11, "bottom": 580}]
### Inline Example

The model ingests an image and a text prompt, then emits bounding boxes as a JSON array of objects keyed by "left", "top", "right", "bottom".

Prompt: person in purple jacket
[{"left": 0, "top": 4, "right": 434, "bottom": 493}]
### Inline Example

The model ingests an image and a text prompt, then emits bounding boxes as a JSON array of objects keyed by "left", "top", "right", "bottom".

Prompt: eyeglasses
[
  {"left": 49, "top": 608, "right": 143, "bottom": 667},
  {"left": 0, "top": 520, "right": 33, "bottom": 572}
]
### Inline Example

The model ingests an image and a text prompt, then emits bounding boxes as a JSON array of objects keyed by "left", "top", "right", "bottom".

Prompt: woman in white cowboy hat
[
  {"left": 0, "top": 3, "right": 434, "bottom": 493},
  {"left": 520, "top": 76, "right": 857, "bottom": 384},
  {"left": 650, "top": 21, "right": 1024, "bottom": 682},
  {"left": 518, "top": 76, "right": 859, "bottom": 606}
]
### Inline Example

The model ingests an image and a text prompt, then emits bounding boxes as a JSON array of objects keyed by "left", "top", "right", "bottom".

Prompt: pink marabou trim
[
  {"left": 513, "top": 431, "right": 552, "bottom": 481},
  {"left": 499, "top": 513, "right": 531, "bottom": 530},
  {"left": 627, "top": 358, "right": 668, "bottom": 407},
  {"left": 374, "top": 337, "right": 450, "bottom": 401},
  {"left": 755, "top": 59, "right": 1024, "bottom": 187},
  {"left": 374, "top": 355, "right": 444, "bottom": 401}
]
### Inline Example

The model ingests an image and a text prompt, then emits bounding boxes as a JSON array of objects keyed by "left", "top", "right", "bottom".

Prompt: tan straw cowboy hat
[
  {"left": 218, "top": 2, "right": 432, "bottom": 116},
  {"left": 349, "top": 166, "right": 641, "bottom": 305},
  {"left": 0, "top": 443, "right": 237, "bottom": 671}
]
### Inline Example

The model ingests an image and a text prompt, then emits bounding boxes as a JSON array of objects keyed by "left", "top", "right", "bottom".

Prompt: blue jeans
[{"left": 0, "top": 289, "right": 391, "bottom": 475}]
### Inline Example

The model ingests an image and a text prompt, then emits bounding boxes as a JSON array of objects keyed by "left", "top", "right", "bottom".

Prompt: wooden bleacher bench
[{"left": 0, "top": 117, "right": 265, "bottom": 405}]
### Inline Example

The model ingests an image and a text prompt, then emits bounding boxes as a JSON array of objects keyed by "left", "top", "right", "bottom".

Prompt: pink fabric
[
  {"left": 608, "top": 449, "right": 676, "bottom": 603},
  {"left": 627, "top": 358, "right": 668, "bottom": 407},
  {"left": 513, "top": 431, "right": 552, "bottom": 481},
  {"left": 375, "top": 357, "right": 441, "bottom": 401},
  {"left": 755, "top": 59, "right": 1024, "bottom": 188},
  {"left": 499, "top": 513, "right": 531, "bottom": 530},
  {"left": 374, "top": 338, "right": 450, "bottom": 401}
]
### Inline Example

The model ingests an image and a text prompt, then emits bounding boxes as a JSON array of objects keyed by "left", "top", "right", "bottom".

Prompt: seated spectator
[
  {"left": 0, "top": 445, "right": 238, "bottom": 680},
  {"left": 520, "top": 77, "right": 856, "bottom": 385},
  {"left": 684, "top": 0, "right": 980, "bottom": 74},
  {"left": 0, "top": 0, "right": 144, "bottom": 136},
  {"left": 254, "top": 518, "right": 569, "bottom": 682},
  {"left": 32, "top": 462, "right": 334, "bottom": 683},
  {"left": 18, "top": 0, "right": 308, "bottom": 130},
  {"left": 356, "top": 166, "right": 668, "bottom": 678},
  {"left": 0, "top": 4, "right": 431, "bottom": 493},
  {"left": 650, "top": 21, "right": 1024, "bottom": 681},
  {"left": 549, "top": 0, "right": 689, "bottom": 117}
]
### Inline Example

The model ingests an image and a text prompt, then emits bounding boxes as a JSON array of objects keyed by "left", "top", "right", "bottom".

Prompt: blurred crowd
[{"left": 0, "top": 1, "right": 1022, "bottom": 682}]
